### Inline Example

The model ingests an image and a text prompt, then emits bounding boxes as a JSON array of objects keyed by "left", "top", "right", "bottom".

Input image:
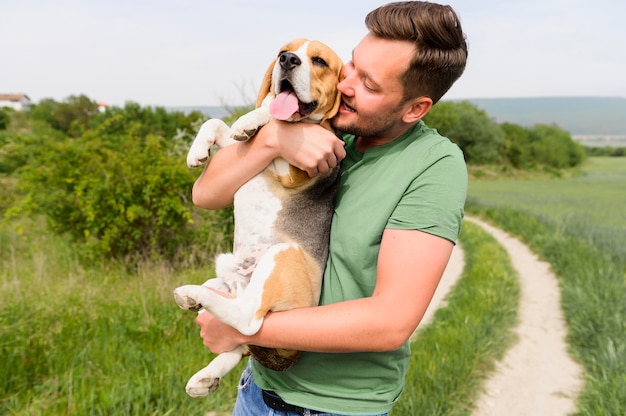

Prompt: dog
[{"left": 173, "top": 38, "right": 343, "bottom": 397}]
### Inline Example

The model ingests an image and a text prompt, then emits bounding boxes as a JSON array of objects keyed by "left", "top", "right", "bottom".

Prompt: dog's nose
[{"left": 279, "top": 52, "right": 301, "bottom": 71}]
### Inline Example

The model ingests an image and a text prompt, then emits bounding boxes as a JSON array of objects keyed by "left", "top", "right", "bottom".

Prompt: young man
[{"left": 192, "top": 2, "right": 468, "bottom": 414}]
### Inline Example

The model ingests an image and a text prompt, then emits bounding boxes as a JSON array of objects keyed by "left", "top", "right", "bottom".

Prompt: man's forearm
[
  {"left": 191, "top": 137, "right": 278, "bottom": 210},
  {"left": 238, "top": 297, "right": 416, "bottom": 354}
]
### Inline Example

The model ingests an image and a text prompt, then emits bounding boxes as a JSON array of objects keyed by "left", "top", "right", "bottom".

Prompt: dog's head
[{"left": 257, "top": 39, "right": 344, "bottom": 130}]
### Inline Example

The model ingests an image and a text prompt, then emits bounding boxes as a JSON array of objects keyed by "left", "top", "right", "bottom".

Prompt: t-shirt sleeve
[{"left": 386, "top": 141, "right": 467, "bottom": 244}]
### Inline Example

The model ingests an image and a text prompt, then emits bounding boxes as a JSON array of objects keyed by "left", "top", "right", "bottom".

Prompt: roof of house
[{"left": 0, "top": 93, "right": 31, "bottom": 101}]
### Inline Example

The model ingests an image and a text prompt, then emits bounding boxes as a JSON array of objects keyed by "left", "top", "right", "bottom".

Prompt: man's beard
[{"left": 333, "top": 108, "right": 403, "bottom": 139}]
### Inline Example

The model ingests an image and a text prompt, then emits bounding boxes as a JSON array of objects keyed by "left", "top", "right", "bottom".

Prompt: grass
[
  {"left": 394, "top": 221, "right": 519, "bottom": 415},
  {"left": 467, "top": 156, "right": 626, "bottom": 415},
  {"left": 0, "top": 219, "right": 242, "bottom": 415},
  {"left": 2, "top": 156, "right": 623, "bottom": 414},
  {"left": 468, "top": 157, "right": 626, "bottom": 258},
  {"left": 1, "top": 217, "right": 519, "bottom": 416}
]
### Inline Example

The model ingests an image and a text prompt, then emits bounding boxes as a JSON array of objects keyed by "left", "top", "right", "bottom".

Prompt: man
[{"left": 192, "top": 1, "right": 468, "bottom": 414}]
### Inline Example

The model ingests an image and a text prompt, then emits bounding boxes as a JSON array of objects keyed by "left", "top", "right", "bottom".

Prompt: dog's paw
[
  {"left": 173, "top": 285, "right": 204, "bottom": 312},
  {"left": 232, "top": 127, "right": 259, "bottom": 142},
  {"left": 230, "top": 116, "right": 260, "bottom": 142},
  {"left": 186, "top": 142, "right": 211, "bottom": 167},
  {"left": 186, "top": 119, "right": 232, "bottom": 167},
  {"left": 186, "top": 375, "right": 220, "bottom": 397},
  {"left": 229, "top": 108, "right": 272, "bottom": 142}
]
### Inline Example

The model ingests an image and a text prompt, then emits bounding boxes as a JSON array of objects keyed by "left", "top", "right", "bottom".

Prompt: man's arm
[
  {"left": 196, "top": 229, "right": 454, "bottom": 353},
  {"left": 191, "top": 120, "right": 346, "bottom": 210}
]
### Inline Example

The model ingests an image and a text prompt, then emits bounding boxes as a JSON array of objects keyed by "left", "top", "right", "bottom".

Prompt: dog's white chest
[{"left": 232, "top": 173, "right": 282, "bottom": 274}]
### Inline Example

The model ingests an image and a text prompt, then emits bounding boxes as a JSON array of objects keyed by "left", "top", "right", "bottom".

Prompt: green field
[
  {"left": 1, "top": 157, "right": 624, "bottom": 415},
  {"left": 469, "top": 157, "right": 626, "bottom": 260},
  {"left": 467, "top": 157, "right": 626, "bottom": 415}
]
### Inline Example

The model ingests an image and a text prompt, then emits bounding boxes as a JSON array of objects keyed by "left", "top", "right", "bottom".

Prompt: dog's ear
[
  {"left": 320, "top": 66, "right": 344, "bottom": 130},
  {"left": 256, "top": 60, "right": 276, "bottom": 108}
]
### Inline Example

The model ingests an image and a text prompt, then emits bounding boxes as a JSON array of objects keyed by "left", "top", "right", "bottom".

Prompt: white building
[{"left": 0, "top": 93, "right": 32, "bottom": 111}]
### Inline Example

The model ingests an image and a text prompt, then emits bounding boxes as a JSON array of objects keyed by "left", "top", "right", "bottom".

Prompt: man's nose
[{"left": 337, "top": 72, "right": 353, "bottom": 95}]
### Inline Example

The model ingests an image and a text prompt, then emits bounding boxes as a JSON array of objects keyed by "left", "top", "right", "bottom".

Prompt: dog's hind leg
[
  {"left": 185, "top": 344, "right": 247, "bottom": 397},
  {"left": 174, "top": 242, "right": 320, "bottom": 335},
  {"left": 173, "top": 282, "right": 263, "bottom": 335}
]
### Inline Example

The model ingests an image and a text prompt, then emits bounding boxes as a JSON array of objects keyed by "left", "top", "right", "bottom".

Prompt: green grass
[
  {"left": 394, "top": 222, "right": 519, "bottom": 415},
  {"left": 467, "top": 157, "right": 626, "bottom": 415},
  {"left": 2, "top": 156, "right": 624, "bottom": 414},
  {"left": 0, "top": 220, "right": 241, "bottom": 415},
  {"left": 468, "top": 157, "right": 626, "bottom": 259},
  {"left": 1, "top": 216, "right": 521, "bottom": 416}
]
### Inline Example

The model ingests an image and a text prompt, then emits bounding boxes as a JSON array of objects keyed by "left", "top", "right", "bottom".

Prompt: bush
[
  {"left": 425, "top": 101, "right": 505, "bottom": 164},
  {"left": 528, "top": 124, "right": 586, "bottom": 168},
  {"left": 5, "top": 103, "right": 231, "bottom": 263},
  {"left": 0, "top": 108, "right": 10, "bottom": 130}
]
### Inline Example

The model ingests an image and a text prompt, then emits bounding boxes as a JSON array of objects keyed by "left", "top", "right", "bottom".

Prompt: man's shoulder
[{"left": 407, "top": 121, "right": 463, "bottom": 158}]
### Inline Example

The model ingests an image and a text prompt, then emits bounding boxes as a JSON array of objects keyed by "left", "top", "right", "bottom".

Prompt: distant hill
[
  {"left": 167, "top": 105, "right": 232, "bottom": 119},
  {"left": 457, "top": 97, "right": 626, "bottom": 136},
  {"left": 170, "top": 97, "right": 626, "bottom": 136}
]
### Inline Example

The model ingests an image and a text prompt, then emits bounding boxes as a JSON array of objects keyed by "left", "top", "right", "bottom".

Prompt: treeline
[
  {"left": 0, "top": 95, "right": 600, "bottom": 265},
  {"left": 424, "top": 101, "right": 586, "bottom": 169}
]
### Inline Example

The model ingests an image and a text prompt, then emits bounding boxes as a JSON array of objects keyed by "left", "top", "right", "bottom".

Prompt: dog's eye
[{"left": 312, "top": 57, "right": 328, "bottom": 67}]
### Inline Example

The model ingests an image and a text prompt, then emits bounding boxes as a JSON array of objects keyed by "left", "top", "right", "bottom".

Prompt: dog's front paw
[
  {"left": 186, "top": 141, "right": 211, "bottom": 167},
  {"left": 186, "top": 375, "right": 220, "bottom": 397},
  {"left": 232, "top": 127, "right": 259, "bottom": 142},
  {"left": 230, "top": 108, "right": 272, "bottom": 142},
  {"left": 230, "top": 115, "right": 260, "bottom": 142},
  {"left": 173, "top": 285, "right": 204, "bottom": 312},
  {"left": 186, "top": 119, "right": 232, "bottom": 167}
]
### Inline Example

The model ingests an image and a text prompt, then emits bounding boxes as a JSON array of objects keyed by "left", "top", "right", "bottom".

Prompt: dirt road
[{"left": 427, "top": 217, "right": 584, "bottom": 415}]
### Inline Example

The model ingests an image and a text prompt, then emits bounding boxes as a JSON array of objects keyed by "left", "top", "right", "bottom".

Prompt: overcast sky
[{"left": 2, "top": 0, "right": 625, "bottom": 107}]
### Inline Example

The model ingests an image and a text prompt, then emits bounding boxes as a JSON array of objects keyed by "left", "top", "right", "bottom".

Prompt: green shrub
[
  {"left": 425, "top": 100, "right": 505, "bottom": 164},
  {"left": 5, "top": 104, "right": 233, "bottom": 263},
  {"left": 0, "top": 107, "right": 10, "bottom": 130}
]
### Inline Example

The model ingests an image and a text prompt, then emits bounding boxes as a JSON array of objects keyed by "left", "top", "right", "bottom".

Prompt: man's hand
[
  {"left": 258, "top": 120, "right": 346, "bottom": 177},
  {"left": 195, "top": 311, "right": 244, "bottom": 354}
]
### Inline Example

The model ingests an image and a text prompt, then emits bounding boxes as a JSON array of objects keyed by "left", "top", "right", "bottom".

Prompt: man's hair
[{"left": 365, "top": 1, "right": 468, "bottom": 104}]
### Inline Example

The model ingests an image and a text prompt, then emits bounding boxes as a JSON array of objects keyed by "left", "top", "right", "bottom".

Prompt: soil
[{"left": 424, "top": 216, "right": 585, "bottom": 416}]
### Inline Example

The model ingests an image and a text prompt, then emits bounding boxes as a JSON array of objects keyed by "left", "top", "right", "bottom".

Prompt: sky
[{"left": 2, "top": 0, "right": 626, "bottom": 107}]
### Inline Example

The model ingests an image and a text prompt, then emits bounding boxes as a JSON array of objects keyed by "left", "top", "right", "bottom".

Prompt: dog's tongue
[{"left": 270, "top": 91, "right": 299, "bottom": 120}]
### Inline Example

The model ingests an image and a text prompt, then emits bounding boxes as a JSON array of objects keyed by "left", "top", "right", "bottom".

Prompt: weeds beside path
[{"left": 466, "top": 217, "right": 584, "bottom": 416}]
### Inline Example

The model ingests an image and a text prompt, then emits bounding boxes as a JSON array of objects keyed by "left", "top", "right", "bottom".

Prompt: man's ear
[{"left": 402, "top": 97, "right": 433, "bottom": 123}]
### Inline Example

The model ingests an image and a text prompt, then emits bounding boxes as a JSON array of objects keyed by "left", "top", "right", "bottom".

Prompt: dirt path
[{"left": 460, "top": 217, "right": 584, "bottom": 416}]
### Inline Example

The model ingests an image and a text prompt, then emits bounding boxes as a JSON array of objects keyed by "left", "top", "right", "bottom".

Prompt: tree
[
  {"left": 29, "top": 95, "right": 99, "bottom": 135},
  {"left": 528, "top": 124, "right": 586, "bottom": 168},
  {"left": 501, "top": 122, "right": 532, "bottom": 168},
  {"left": 0, "top": 108, "right": 10, "bottom": 130},
  {"left": 425, "top": 101, "right": 505, "bottom": 164}
]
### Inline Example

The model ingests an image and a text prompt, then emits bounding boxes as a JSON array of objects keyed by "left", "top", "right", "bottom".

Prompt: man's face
[{"left": 332, "top": 33, "right": 415, "bottom": 140}]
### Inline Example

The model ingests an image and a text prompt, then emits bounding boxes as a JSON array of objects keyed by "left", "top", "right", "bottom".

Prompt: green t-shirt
[{"left": 252, "top": 121, "right": 468, "bottom": 414}]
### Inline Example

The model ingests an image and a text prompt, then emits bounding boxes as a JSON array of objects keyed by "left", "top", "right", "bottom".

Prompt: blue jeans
[{"left": 232, "top": 364, "right": 389, "bottom": 416}]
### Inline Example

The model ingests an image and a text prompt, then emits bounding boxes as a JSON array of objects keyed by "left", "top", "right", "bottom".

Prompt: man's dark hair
[{"left": 366, "top": 1, "right": 468, "bottom": 104}]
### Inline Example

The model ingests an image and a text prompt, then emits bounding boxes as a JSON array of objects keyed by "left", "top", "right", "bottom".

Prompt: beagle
[{"left": 174, "top": 38, "right": 343, "bottom": 397}]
